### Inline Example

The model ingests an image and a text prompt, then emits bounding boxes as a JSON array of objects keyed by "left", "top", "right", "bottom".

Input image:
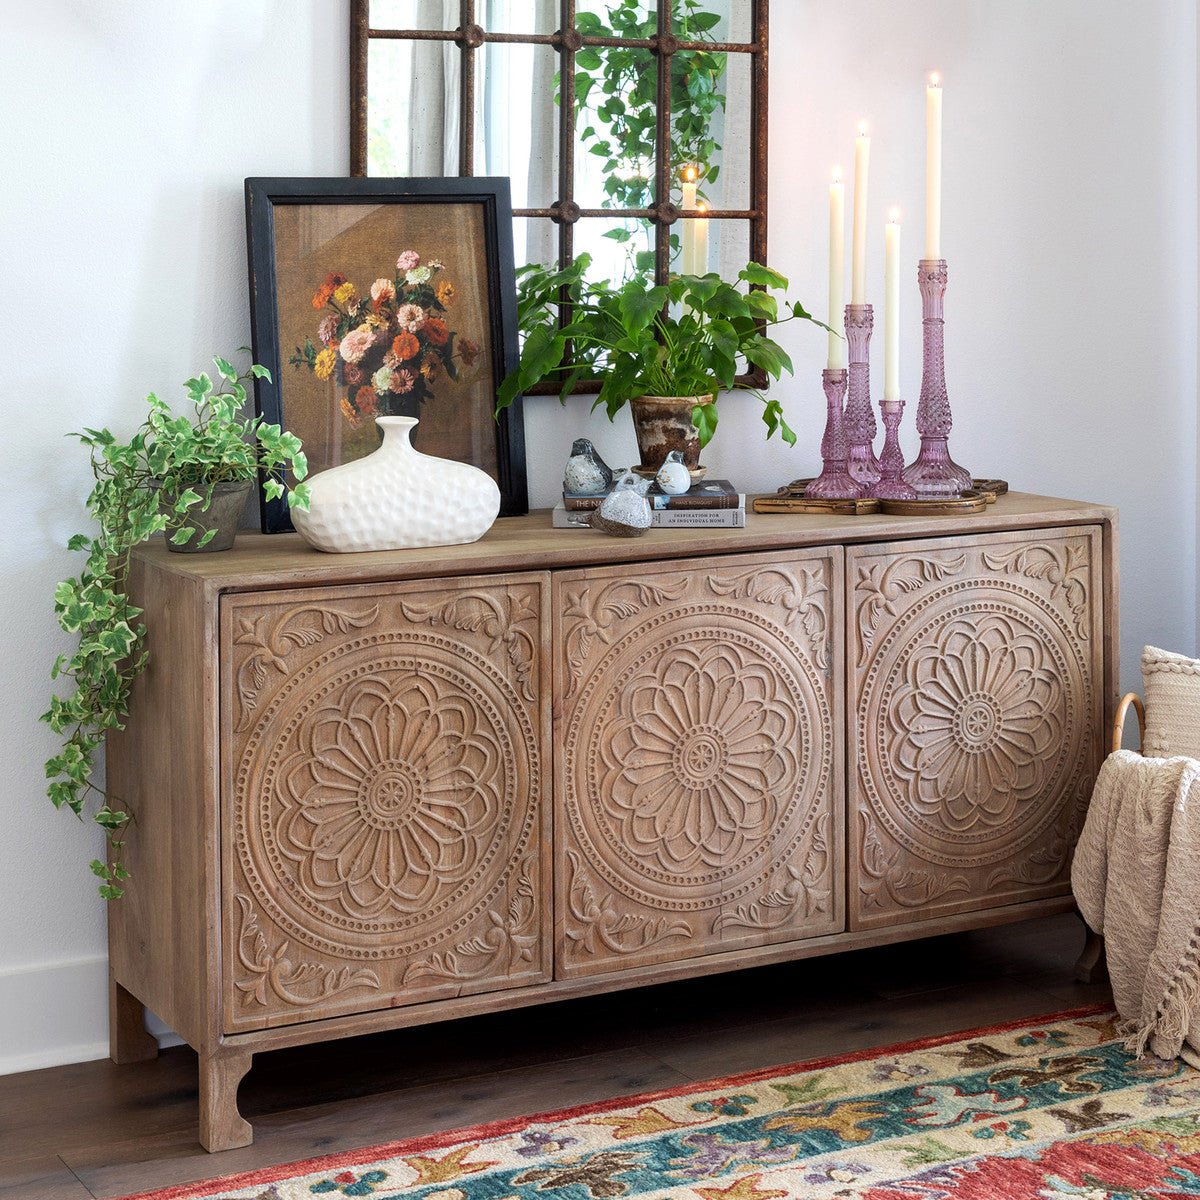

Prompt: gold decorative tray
[{"left": 753, "top": 478, "right": 1009, "bottom": 517}]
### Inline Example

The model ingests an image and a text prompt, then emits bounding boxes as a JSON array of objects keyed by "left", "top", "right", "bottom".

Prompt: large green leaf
[
  {"left": 739, "top": 262, "right": 789, "bottom": 290},
  {"left": 692, "top": 400, "right": 719, "bottom": 447},
  {"left": 618, "top": 284, "right": 669, "bottom": 334}
]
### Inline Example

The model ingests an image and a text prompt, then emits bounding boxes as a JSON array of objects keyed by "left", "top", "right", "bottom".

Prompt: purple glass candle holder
[
  {"left": 901, "top": 259, "right": 972, "bottom": 497},
  {"left": 806, "top": 368, "right": 863, "bottom": 500},
  {"left": 844, "top": 303, "right": 881, "bottom": 488},
  {"left": 873, "top": 399, "right": 916, "bottom": 499}
]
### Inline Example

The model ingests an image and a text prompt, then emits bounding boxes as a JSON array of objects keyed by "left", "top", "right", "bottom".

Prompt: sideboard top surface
[{"left": 134, "top": 492, "right": 1117, "bottom": 593}]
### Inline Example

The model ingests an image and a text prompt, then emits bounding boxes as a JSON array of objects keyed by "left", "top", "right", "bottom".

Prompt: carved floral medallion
[
  {"left": 558, "top": 554, "right": 841, "bottom": 977},
  {"left": 891, "top": 613, "right": 1067, "bottom": 833},
  {"left": 850, "top": 533, "right": 1101, "bottom": 927},
  {"left": 230, "top": 592, "right": 542, "bottom": 977},
  {"left": 865, "top": 593, "right": 1085, "bottom": 864},
  {"left": 275, "top": 671, "right": 503, "bottom": 921},
  {"left": 599, "top": 641, "right": 797, "bottom": 876}
]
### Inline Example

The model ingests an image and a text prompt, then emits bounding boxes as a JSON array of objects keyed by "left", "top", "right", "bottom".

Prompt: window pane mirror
[{"left": 351, "top": 0, "right": 768, "bottom": 388}]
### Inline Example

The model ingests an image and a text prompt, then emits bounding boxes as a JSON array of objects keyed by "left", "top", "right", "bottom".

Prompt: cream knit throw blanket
[{"left": 1072, "top": 749, "right": 1200, "bottom": 1066}]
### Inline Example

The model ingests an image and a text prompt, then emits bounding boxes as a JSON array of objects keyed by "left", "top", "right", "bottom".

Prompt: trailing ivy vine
[{"left": 43, "top": 356, "right": 308, "bottom": 899}]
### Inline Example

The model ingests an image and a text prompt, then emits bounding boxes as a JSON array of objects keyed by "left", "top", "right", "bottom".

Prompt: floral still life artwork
[
  {"left": 291, "top": 250, "right": 483, "bottom": 433},
  {"left": 269, "top": 204, "right": 496, "bottom": 481}
]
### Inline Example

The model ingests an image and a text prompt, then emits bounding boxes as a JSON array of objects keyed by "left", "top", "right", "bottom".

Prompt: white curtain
[{"left": 409, "top": 0, "right": 462, "bottom": 175}]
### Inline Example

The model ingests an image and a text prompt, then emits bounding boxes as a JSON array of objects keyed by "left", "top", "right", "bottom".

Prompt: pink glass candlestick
[
  {"left": 873, "top": 399, "right": 916, "bottom": 499},
  {"left": 806, "top": 368, "right": 863, "bottom": 499},
  {"left": 844, "top": 303, "right": 880, "bottom": 487},
  {"left": 901, "top": 259, "right": 972, "bottom": 496}
]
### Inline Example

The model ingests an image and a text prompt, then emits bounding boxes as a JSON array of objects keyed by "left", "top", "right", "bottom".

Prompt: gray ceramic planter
[{"left": 163, "top": 479, "right": 253, "bottom": 553}]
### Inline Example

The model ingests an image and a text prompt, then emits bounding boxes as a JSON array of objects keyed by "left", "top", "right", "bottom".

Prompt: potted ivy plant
[
  {"left": 43, "top": 354, "right": 310, "bottom": 898},
  {"left": 495, "top": 257, "right": 830, "bottom": 475}
]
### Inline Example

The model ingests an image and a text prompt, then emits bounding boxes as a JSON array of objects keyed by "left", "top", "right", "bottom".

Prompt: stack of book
[{"left": 553, "top": 478, "right": 746, "bottom": 528}]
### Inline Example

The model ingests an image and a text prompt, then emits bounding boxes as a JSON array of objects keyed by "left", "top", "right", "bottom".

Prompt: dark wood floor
[{"left": 0, "top": 912, "right": 1110, "bottom": 1200}]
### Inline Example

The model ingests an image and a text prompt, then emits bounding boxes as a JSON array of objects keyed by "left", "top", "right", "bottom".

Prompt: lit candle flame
[
  {"left": 929, "top": 71, "right": 941, "bottom": 87},
  {"left": 889, "top": 207, "right": 901, "bottom": 223},
  {"left": 857, "top": 119, "right": 869, "bottom": 138},
  {"left": 681, "top": 164, "right": 698, "bottom": 183},
  {"left": 697, "top": 202, "right": 708, "bottom": 214},
  {"left": 832, "top": 166, "right": 843, "bottom": 184}
]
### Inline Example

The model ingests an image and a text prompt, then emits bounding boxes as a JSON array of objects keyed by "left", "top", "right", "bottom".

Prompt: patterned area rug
[{"left": 123, "top": 1005, "right": 1200, "bottom": 1200}]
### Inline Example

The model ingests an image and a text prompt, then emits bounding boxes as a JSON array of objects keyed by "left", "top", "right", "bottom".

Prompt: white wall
[{"left": 1, "top": 0, "right": 1196, "bottom": 1072}]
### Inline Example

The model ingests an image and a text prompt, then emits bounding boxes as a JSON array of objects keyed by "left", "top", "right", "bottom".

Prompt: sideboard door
[
  {"left": 554, "top": 548, "right": 844, "bottom": 979},
  {"left": 220, "top": 573, "right": 551, "bottom": 1032},
  {"left": 848, "top": 526, "right": 1104, "bottom": 930}
]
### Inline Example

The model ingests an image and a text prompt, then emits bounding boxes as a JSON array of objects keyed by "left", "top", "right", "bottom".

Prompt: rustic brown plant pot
[{"left": 629, "top": 394, "right": 712, "bottom": 479}]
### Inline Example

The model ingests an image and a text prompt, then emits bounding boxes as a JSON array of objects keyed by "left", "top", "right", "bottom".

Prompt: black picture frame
[{"left": 245, "top": 176, "right": 528, "bottom": 533}]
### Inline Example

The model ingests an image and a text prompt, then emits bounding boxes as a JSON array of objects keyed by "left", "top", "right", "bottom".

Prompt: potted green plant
[
  {"left": 495, "top": 257, "right": 830, "bottom": 475},
  {"left": 43, "top": 354, "right": 310, "bottom": 897}
]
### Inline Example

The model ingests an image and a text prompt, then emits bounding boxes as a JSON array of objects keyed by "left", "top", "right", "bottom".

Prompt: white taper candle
[
  {"left": 693, "top": 202, "right": 709, "bottom": 275},
  {"left": 925, "top": 73, "right": 943, "bottom": 260},
  {"left": 851, "top": 121, "right": 871, "bottom": 304},
  {"left": 681, "top": 164, "right": 698, "bottom": 275}
]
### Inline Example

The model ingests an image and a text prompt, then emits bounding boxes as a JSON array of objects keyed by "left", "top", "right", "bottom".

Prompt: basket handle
[{"left": 1112, "top": 692, "right": 1146, "bottom": 754}]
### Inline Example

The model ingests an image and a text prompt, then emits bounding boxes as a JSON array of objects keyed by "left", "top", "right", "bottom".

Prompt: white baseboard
[{"left": 0, "top": 955, "right": 181, "bottom": 1075}]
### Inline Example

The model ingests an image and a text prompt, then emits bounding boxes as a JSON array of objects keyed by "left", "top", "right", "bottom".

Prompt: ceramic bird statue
[
  {"left": 563, "top": 438, "right": 613, "bottom": 495},
  {"left": 591, "top": 471, "right": 653, "bottom": 537},
  {"left": 655, "top": 450, "right": 692, "bottom": 496}
]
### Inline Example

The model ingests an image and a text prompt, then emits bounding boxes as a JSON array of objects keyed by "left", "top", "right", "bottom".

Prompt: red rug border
[{"left": 115, "top": 1001, "right": 1111, "bottom": 1200}]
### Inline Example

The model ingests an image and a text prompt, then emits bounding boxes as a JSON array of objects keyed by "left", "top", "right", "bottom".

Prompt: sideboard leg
[
  {"left": 199, "top": 1049, "right": 254, "bottom": 1152},
  {"left": 1073, "top": 914, "right": 1108, "bottom": 985},
  {"left": 109, "top": 975, "right": 158, "bottom": 1064}
]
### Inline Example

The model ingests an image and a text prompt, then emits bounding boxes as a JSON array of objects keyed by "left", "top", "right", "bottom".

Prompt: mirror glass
[{"left": 364, "top": 0, "right": 760, "bottom": 288}]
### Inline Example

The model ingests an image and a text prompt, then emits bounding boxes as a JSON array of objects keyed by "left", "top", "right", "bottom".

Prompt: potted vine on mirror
[
  {"left": 43, "top": 354, "right": 309, "bottom": 897},
  {"left": 573, "top": 0, "right": 729, "bottom": 277},
  {"left": 496, "top": 257, "right": 831, "bottom": 477}
]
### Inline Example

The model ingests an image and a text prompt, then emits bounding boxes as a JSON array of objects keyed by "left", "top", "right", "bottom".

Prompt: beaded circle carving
[
  {"left": 565, "top": 605, "right": 831, "bottom": 911},
  {"left": 234, "top": 631, "right": 539, "bottom": 960},
  {"left": 859, "top": 578, "right": 1091, "bottom": 868}
]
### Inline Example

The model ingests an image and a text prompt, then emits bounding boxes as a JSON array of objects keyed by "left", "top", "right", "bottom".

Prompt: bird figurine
[
  {"left": 563, "top": 438, "right": 613, "bottom": 495},
  {"left": 591, "top": 471, "right": 653, "bottom": 537},
  {"left": 655, "top": 450, "right": 692, "bottom": 496}
]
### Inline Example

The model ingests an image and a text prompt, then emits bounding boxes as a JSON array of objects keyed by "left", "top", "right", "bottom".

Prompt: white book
[{"left": 552, "top": 503, "right": 746, "bottom": 529}]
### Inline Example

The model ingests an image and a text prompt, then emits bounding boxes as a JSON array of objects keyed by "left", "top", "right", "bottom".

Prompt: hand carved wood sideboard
[{"left": 106, "top": 493, "right": 1118, "bottom": 1150}]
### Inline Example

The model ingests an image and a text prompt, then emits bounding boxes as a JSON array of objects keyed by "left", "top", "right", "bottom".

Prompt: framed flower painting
[{"left": 245, "top": 177, "right": 527, "bottom": 532}]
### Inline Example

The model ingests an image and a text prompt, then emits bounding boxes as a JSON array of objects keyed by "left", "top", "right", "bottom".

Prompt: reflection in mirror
[
  {"left": 359, "top": 0, "right": 764, "bottom": 303},
  {"left": 368, "top": 34, "right": 462, "bottom": 175},
  {"left": 369, "top": 0, "right": 457, "bottom": 30},
  {"left": 485, "top": 0, "right": 559, "bottom": 33},
  {"left": 575, "top": 217, "right": 656, "bottom": 286}
]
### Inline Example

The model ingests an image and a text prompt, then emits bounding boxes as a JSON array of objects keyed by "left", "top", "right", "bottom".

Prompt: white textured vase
[{"left": 292, "top": 416, "right": 501, "bottom": 553}]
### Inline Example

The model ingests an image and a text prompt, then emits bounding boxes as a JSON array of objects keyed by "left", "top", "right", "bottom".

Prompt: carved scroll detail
[
  {"left": 707, "top": 563, "right": 831, "bottom": 669},
  {"left": 561, "top": 578, "right": 691, "bottom": 697},
  {"left": 234, "top": 894, "right": 380, "bottom": 1009},
  {"left": 982, "top": 541, "right": 1091, "bottom": 639},
  {"left": 233, "top": 605, "right": 380, "bottom": 730},
  {"left": 398, "top": 590, "right": 539, "bottom": 702},
  {"left": 855, "top": 553, "right": 967, "bottom": 666},
  {"left": 564, "top": 850, "right": 692, "bottom": 957},
  {"left": 713, "top": 813, "right": 833, "bottom": 934},
  {"left": 403, "top": 856, "right": 540, "bottom": 984},
  {"left": 858, "top": 813, "right": 971, "bottom": 912}
]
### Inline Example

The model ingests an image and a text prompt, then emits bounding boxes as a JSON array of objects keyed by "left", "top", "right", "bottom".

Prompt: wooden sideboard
[{"left": 106, "top": 493, "right": 1118, "bottom": 1150}]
